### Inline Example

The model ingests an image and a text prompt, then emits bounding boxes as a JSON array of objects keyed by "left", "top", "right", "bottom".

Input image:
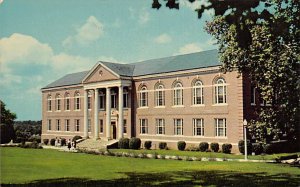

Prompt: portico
[{"left": 83, "top": 79, "right": 131, "bottom": 140}]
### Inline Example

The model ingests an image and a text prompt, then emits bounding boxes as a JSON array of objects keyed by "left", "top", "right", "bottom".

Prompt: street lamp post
[{"left": 243, "top": 119, "right": 248, "bottom": 160}]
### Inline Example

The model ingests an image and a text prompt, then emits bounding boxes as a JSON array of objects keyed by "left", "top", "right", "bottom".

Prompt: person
[
  {"left": 67, "top": 139, "right": 71, "bottom": 150},
  {"left": 55, "top": 137, "right": 58, "bottom": 147}
]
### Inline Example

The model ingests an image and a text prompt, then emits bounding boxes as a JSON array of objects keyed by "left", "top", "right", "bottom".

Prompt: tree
[
  {"left": 152, "top": 0, "right": 300, "bottom": 145},
  {"left": 0, "top": 100, "right": 17, "bottom": 143}
]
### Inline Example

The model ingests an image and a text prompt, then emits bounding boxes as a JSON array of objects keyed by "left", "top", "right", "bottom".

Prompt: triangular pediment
[{"left": 83, "top": 63, "right": 120, "bottom": 84}]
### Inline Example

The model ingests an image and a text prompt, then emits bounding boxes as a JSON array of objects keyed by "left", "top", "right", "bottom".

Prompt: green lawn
[{"left": 1, "top": 147, "right": 300, "bottom": 186}]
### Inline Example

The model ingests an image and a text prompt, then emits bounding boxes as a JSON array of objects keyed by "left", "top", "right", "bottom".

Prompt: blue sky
[{"left": 0, "top": 0, "right": 217, "bottom": 120}]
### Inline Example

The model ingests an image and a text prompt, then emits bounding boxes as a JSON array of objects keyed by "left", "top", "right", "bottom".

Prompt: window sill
[
  {"left": 193, "top": 135, "right": 205, "bottom": 137},
  {"left": 191, "top": 104, "right": 205, "bottom": 107},
  {"left": 138, "top": 107, "right": 149, "bottom": 109},
  {"left": 172, "top": 105, "right": 184, "bottom": 108},
  {"left": 214, "top": 136, "right": 228, "bottom": 139},
  {"left": 212, "top": 104, "right": 228, "bottom": 106},
  {"left": 55, "top": 110, "right": 61, "bottom": 112},
  {"left": 154, "top": 106, "right": 165, "bottom": 108},
  {"left": 65, "top": 110, "right": 71, "bottom": 112},
  {"left": 74, "top": 110, "right": 81, "bottom": 111}
]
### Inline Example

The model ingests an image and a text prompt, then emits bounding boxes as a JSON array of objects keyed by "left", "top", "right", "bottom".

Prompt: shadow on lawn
[{"left": 3, "top": 170, "right": 300, "bottom": 187}]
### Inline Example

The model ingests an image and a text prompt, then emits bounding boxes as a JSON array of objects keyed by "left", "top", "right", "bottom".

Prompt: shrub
[
  {"left": 72, "top": 136, "right": 82, "bottom": 142},
  {"left": 20, "top": 142, "right": 42, "bottom": 149},
  {"left": 199, "top": 142, "right": 209, "bottom": 152},
  {"left": 222, "top": 143, "right": 232, "bottom": 154},
  {"left": 263, "top": 144, "right": 273, "bottom": 154},
  {"left": 50, "top": 138, "right": 55, "bottom": 146},
  {"left": 144, "top": 141, "right": 152, "bottom": 150},
  {"left": 118, "top": 138, "right": 129, "bottom": 149},
  {"left": 186, "top": 145, "right": 199, "bottom": 151},
  {"left": 238, "top": 140, "right": 252, "bottom": 155},
  {"left": 159, "top": 142, "right": 167, "bottom": 150},
  {"left": 61, "top": 138, "right": 66, "bottom": 146},
  {"left": 210, "top": 142, "right": 219, "bottom": 152},
  {"left": 252, "top": 143, "right": 263, "bottom": 155},
  {"left": 177, "top": 141, "right": 186, "bottom": 151},
  {"left": 129, "top": 137, "right": 141, "bottom": 150},
  {"left": 28, "top": 135, "right": 41, "bottom": 143},
  {"left": 43, "top": 139, "right": 49, "bottom": 145}
]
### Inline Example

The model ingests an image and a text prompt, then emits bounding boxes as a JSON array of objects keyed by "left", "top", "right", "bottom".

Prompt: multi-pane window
[
  {"left": 139, "top": 86, "right": 148, "bottom": 107},
  {"left": 75, "top": 119, "right": 80, "bottom": 132},
  {"left": 99, "top": 119, "right": 103, "bottom": 133},
  {"left": 174, "top": 119, "right": 183, "bottom": 135},
  {"left": 56, "top": 119, "right": 60, "bottom": 131},
  {"left": 88, "top": 92, "right": 92, "bottom": 110},
  {"left": 251, "top": 86, "right": 256, "bottom": 105},
  {"left": 75, "top": 92, "right": 81, "bottom": 110},
  {"left": 47, "top": 95, "right": 52, "bottom": 111},
  {"left": 173, "top": 82, "right": 183, "bottom": 106},
  {"left": 155, "top": 84, "right": 165, "bottom": 106},
  {"left": 215, "top": 118, "right": 226, "bottom": 137},
  {"left": 193, "top": 118, "right": 204, "bottom": 136},
  {"left": 123, "top": 89, "right": 128, "bottom": 108},
  {"left": 111, "top": 90, "right": 117, "bottom": 108},
  {"left": 123, "top": 119, "right": 127, "bottom": 134},
  {"left": 156, "top": 119, "right": 165, "bottom": 135},
  {"left": 65, "top": 119, "right": 70, "bottom": 131},
  {"left": 193, "top": 81, "right": 204, "bottom": 105},
  {"left": 140, "top": 119, "right": 148, "bottom": 134},
  {"left": 65, "top": 94, "right": 70, "bottom": 111},
  {"left": 99, "top": 91, "right": 105, "bottom": 109},
  {"left": 47, "top": 119, "right": 51, "bottom": 130},
  {"left": 56, "top": 95, "right": 61, "bottom": 111},
  {"left": 214, "top": 78, "right": 227, "bottom": 104},
  {"left": 88, "top": 119, "right": 91, "bottom": 132}
]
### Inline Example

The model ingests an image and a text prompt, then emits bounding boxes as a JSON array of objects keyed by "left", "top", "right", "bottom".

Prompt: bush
[
  {"left": 43, "top": 139, "right": 49, "bottom": 145},
  {"left": 159, "top": 142, "right": 167, "bottom": 150},
  {"left": 222, "top": 143, "right": 232, "bottom": 154},
  {"left": 144, "top": 141, "right": 152, "bottom": 150},
  {"left": 177, "top": 141, "right": 186, "bottom": 151},
  {"left": 199, "top": 142, "right": 209, "bottom": 152},
  {"left": 238, "top": 140, "right": 252, "bottom": 155},
  {"left": 50, "top": 138, "right": 55, "bottom": 146},
  {"left": 72, "top": 136, "right": 82, "bottom": 142},
  {"left": 210, "top": 142, "right": 219, "bottom": 152},
  {"left": 28, "top": 135, "right": 41, "bottom": 143},
  {"left": 129, "top": 137, "right": 141, "bottom": 150},
  {"left": 20, "top": 142, "right": 42, "bottom": 149},
  {"left": 118, "top": 138, "right": 129, "bottom": 149},
  {"left": 263, "top": 144, "right": 273, "bottom": 154},
  {"left": 61, "top": 138, "right": 66, "bottom": 146},
  {"left": 252, "top": 143, "right": 263, "bottom": 155}
]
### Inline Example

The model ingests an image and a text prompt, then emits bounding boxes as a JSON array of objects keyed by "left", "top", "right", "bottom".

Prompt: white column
[
  {"left": 83, "top": 90, "right": 88, "bottom": 139},
  {"left": 94, "top": 89, "right": 99, "bottom": 139},
  {"left": 106, "top": 87, "right": 111, "bottom": 139},
  {"left": 118, "top": 86, "right": 124, "bottom": 139}
]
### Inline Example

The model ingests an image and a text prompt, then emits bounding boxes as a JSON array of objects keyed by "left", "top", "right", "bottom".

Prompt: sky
[{"left": 0, "top": 0, "right": 217, "bottom": 121}]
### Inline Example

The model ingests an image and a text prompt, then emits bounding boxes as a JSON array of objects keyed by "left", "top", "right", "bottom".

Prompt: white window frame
[
  {"left": 123, "top": 89, "right": 129, "bottom": 108},
  {"left": 174, "top": 119, "right": 183, "bottom": 135},
  {"left": 214, "top": 78, "right": 227, "bottom": 104},
  {"left": 193, "top": 118, "right": 204, "bottom": 136},
  {"left": 215, "top": 118, "right": 226, "bottom": 137},
  {"left": 123, "top": 119, "right": 127, "bottom": 134},
  {"left": 140, "top": 119, "right": 148, "bottom": 134},
  {"left": 75, "top": 119, "right": 80, "bottom": 132},
  {"left": 65, "top": 94, "right": 70, "bottom": 111},
  {"left": 193, "top": 81, "right": 204, "bottom": 105},
  {"left": 139, "top": 86, "right": 148, "bottom": 107},
  {"left": 47, "top": 96, "right": 52, "bottom": 111},
  {"left": 99, "top": 91, "right": 105, "bottom": 110},
  {"left": 87, "top": 92, "right": 92, "bottom": 110},
  {"left": 56, "top": 119, "right": 60, "bottom": 131},
  {"left": 155, "top": 84, "right": 165, "bottom": 107},
  {"left": 47, "top": 119, "right": 52, "bottom": 131},
  {"left": 173, "top": 82, "right": 183, "bottom": 106},
  {"left": 156, "top": 119, "right": 165, "bottom": 135},
  {"left": 75, "top": 93, "right": 81, "bottom": 110},
  {"left": 56, "top": 95, "right": 61, "bottom": 111},
  {"left": 111, "top": 91, "right": 117, "bottom": 109},
  {"left": 65, "top": 119, "right": 70, "bottom": 131}
]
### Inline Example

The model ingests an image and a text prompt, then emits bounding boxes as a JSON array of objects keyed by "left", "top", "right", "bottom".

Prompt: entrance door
[{"left": 110, "top": 121, "right": 117, "bottom": 139}]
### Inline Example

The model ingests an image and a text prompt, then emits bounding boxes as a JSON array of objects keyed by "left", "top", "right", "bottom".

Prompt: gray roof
[{"left": 42, "top": 49, "right": 219, "bottom": 89}]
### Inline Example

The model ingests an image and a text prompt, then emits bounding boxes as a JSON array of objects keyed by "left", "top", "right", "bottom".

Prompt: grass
[
  {"left": 1, "top": 147, "right": 300, "bottom": 186},
  {"left": 109, "top": 148, "right": 299, "bottom": 160}
]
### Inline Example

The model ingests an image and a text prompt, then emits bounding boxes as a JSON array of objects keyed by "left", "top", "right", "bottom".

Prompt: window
[
  {"left": 56, "top": 119, "right": 60, "bottom": 131},
  {"left": 193, "top": 118, "right": 204, "bottom": 136},
  {"left": 65, "top": 93, "right": 70, "bottom": 111},
  {"left": 174, "top": 119, "right": 183, "bottom": 135},
  {"left": 99, "top": 119, "right": 103, "bottom": 133},
  {"left": 47, "top": 119, "right": 51, "bottom": 130},
  {"left": 47, "top": 95, "right": 52, "bottom": 111},
  {"left": 75, "top": 119, "right": 80, "bottom": 132},
  {"left": 193, "top": 81, "right": 204, "bottom": 105},
  {"left": 156, "top": 119, "right": 165, "bottom": 135},
  {"left": 111, "top": 91, "right": 117, "bottom": 108},
  {"left": 155, "top": 84, "right": 165, "bottom": 106},
  {"left": 56, "top": 94, "right": 61, "bottom": 111},
  {"left": 88, "top": 119, "right": 91, "bottom": 132},
  {"left": 251, "top": 86, "right": 256, "bottom": 105},
  {"left": 99, "top": 91, "right": 105, "bottom": 110},
  {"left": 173, "top": 82, "right": 183, "bottom": 106},
  {"left": 75, "top": 92, "right": 81, "bottom": 110},
  {"left": 123, "top": 89, "right": 128, "bottom": 108},
  {"left": 65, "top": 119, "right": 70, "bottom": 131},
  {"left": 214, "top": 78, "right": 227, "bottom": 104},
  {"left": 140, "top": 119, "right": 148, "bottom": 134},
  {"left": 88, "top": 92, "right": 92, "bottom": 110},
  {"left": 215, "top": 118, "right": 226, "bottom": 137},
  {"left": 139, "top": 86, "right": 148, "bottom": 107},
  {"left": 123, "top": 119, "right": 127, "bottom": 134}
]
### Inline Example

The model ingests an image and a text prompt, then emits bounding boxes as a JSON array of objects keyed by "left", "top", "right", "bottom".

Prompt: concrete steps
[{"left": 77, "top": 139, "right": 118, "bottom": 150}]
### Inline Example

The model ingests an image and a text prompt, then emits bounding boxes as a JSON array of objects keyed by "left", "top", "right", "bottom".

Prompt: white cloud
[
  {"left": 63, "top": 16, "right": 104, "bottom": 47},
  {"left": 154, "top": 34, "right": 172, "bottom": 44},
  {"left": 176, "top": 43, "right": 203, "bottom": 55},
  {"left": 179, "top": 0, "right": 203, "bottom": 10},
  {"left": 138, "top": 9, "right": 150, "bottom": 24}
]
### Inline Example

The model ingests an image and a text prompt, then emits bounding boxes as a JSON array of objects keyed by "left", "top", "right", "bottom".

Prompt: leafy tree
[
  {"left": 152, "top": 0, "right": 300, "bottom": 144},
  {"left": 0, "top": 100, "right": 17, "bottom": 143}
]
